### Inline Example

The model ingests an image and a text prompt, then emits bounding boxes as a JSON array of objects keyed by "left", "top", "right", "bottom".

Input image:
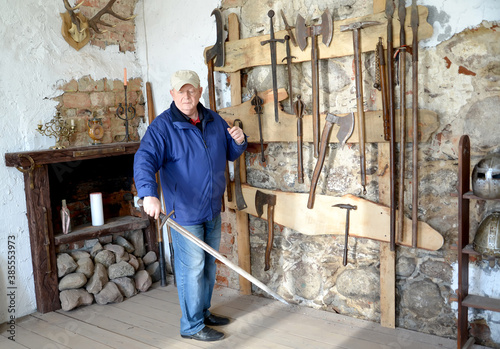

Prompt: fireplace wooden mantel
[{"left": 5, "top": 142, "right": 157, "bottom": 313}]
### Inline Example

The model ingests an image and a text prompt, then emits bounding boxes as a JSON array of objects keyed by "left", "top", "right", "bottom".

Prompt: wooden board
[
  {"left": 219, "top": 88, "right": 439, "bottom": 144},
  {"left": 378, "top": 142, "right": 396, "bottom": 329},
  {"left": 227, "top": 184, "right": 443, "bottom": 251},
  {"left": 209, "top": 6, "right": 432, "bottom": 73}
]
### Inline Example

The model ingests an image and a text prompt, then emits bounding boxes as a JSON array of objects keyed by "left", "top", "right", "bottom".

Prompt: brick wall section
[
  {"left": 75, "top": 0, "right": 138, "bottom": 52},
  {"left": 55, "top": 76, "right": 144, "bottom": 147}
]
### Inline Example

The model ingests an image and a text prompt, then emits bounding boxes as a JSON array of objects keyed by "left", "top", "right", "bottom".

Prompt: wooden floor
[{"left": 1, "top": 280, "right": 489, "bottom": 349}]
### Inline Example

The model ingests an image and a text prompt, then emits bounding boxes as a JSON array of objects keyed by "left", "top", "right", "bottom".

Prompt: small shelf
[
  {"left": 54, "top": 215, "right": 150, "bottom": 245},
  {"left": 462, "top": 295, "right": 500, "bottom": 312}
]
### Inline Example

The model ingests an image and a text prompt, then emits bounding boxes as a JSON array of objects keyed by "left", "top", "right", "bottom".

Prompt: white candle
[
  {"left": 70, "top": 119, "right": 75, "bottom": 126},
  {"left": 90, "top": 192, "right": 104, "bottom": 226}
]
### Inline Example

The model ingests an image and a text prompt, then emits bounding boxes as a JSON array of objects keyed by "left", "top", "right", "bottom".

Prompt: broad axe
[
  {"left": 295, "top": 10, "right": 333, "bottom": 159},
  {"left": 205, "top": 9, "right": 232, "bottom": 206},
  {"left": 307, "top": 112, "right": 354, "bottom": 209},
  {"left": 332, "top": 204, "right": 357, "bottom": 266},
  {"left": 340, "top": 20, "right": 381, "bottom": 194},
  {"left": 255, "top": 190, "right": 277, "bottom": 271}
]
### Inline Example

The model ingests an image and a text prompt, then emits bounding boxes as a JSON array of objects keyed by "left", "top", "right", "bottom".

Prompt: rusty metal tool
[
  {"left": 340, "top": 20, "right": 380, "bottom": 195},
  {"left": 281, "top": 35, "right": 296, "bottom": 112},
  {"left": 233, "top": 119, "right": 247, "bottom": 211},
  {"left": 261, "top": 10, "right": 285, "bottom": 123},
  {"left": 251, "top": 90, "right": 266, "bottom": 163},
  {"left": 204, "top": 9, "right": 231, "bottom": 208},
  {"left": 386, "top": 0, "right": 397, "bottom": 252},
  {"left": 411, "top": 0, "right": 419, "bottom": 247},
  {"left": 296, "top": 10, "right": 333, "bottom": 158},
  {"left": 333, "top": 204, "right": 357, "bottom": 266},
  {"left": 397, "top": 0, "right": 407, "bottom": 244},
  {"left": 307, "top": 112, "right": 355, "bottom": 209},
  {"left": 294, "top": 95, "right": 306, "bottom": 184},
  {"left": 255, "top": 190, "right": 277, "bottom": 271},
  {"left": 205, "top": 8, "right": 225, "bottom": 111},
  {"left": 280, "top": 9, "right": 297, "bottom": 47},
  {"left": 377, "top": 38, "right": 390, "bottom": 141},
  {"left": 158, "top": 210, "right": 288, "bottom": 304}
]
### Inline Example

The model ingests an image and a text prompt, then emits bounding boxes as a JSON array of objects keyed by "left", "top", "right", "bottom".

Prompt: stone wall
[{"left": 217, "top": 1, "right": 500, "bottom": 347}]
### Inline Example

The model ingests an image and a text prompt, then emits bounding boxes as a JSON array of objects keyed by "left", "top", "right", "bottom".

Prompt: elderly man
[{"left": 134, "top": 70, "right": 247, "bottom": 341}]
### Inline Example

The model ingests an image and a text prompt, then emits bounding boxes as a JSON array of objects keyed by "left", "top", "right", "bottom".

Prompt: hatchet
[
  {"left": 307, "top": 112, "right": 355, "bottom": 209},
  {"left": 255, "top": 190, "right": 277, "bottom": 271}
]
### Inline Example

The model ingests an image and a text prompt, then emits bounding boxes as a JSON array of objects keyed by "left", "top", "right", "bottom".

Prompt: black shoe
[
  {"left": 181, "top": 327, "right": 224, "bottom": 341},
  {"left": 204, "top": 314, "right": 230, "bottom": 326}
]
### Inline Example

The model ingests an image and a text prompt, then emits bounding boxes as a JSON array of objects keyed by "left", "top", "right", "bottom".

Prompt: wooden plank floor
[{"left": 1, "top": 281, "right": 490, "bottom": 349}]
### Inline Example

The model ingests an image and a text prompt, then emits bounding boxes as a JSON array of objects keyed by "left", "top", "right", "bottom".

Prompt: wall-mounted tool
[
  {"left": 385, "top": 0, "right": 397, "bottom": 252},
  {"left": 233, "top": 119, "right": 247, "bottom": 211},
  {"left": 261, "top": 10, "right": 285, "bottom": 123},
  {"left": 255, "top": 190, "right": 277, "bottom": 271},
  {"left": 294, "top": 95, "right": 306, "bottom": 184},
  {"left": 280, "top": 9, "right": 297, "bottom": 47},
  {"left": 397, "top": 0, "right": 407, "bottom": 245},
  {"left": 411, "top": 0, "right": 420, "bottom": 248},
  {"left": 340, "top": 20, "right": 380, "bottom": 195},
  {"left": 307, "top": 112, "right": 354, "bottom": 209},
  {"left": 251, "top": 90, "right": 266, "bottom": 163},
  {"left": 333, "top": 203, "right": 357, "bottom": 266},
  {"left": 296, "top": 10, "right": 333, "bottom": 159},
  {"left": 281, "top": 35, "right": 296, "bottom": 112}
]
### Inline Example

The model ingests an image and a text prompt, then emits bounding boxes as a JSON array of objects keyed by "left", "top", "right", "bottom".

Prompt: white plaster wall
[
  {"left": 0, "top": 0, "right": 499, "bottom": 328},
  {"left": 0, "top": 1, "right": 141, "bottom": 322}
]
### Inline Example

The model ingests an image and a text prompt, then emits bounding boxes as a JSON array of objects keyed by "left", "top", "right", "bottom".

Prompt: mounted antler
[
  {"left": 60, "top": 0, "right": 136, "bottom": 51},
  {"left": 88, "top": 0, "right": 136, "bottom": 34}
]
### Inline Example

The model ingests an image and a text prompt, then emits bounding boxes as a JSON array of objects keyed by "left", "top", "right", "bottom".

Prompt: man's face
[{"left": 170, "top": 84, "right": 203, "bottom": 117}]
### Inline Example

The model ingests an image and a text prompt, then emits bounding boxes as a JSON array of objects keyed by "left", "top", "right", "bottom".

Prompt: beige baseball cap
[{"left": 170, "top": 70, "right": 200, "bottom": 91}]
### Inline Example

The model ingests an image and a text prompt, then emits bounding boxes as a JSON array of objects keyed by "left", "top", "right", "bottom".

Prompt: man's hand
[
  {"left": 143, "top": 196, "right": 162, "bottom": 220},
  {"left": 227, "top": 125, "right": 245, "bottom": 145}
]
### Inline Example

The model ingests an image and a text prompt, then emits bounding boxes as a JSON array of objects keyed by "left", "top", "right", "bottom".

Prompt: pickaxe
[
  {"left": 340, "top": 20, "right": 381, "bottom": 194},
  {"left": 295, "top": 10, "right": 333, "bottom": 159},
  {"left": 255, "top": 190, "right": 277, "bottom": 271},
  {"left": 307, "top": 112, "right": 355, "bottom": 209}
]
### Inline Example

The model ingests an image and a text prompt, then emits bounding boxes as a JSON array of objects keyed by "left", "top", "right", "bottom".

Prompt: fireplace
[{"left": 5, "top": 142, "right": 157, "bottom": 313}]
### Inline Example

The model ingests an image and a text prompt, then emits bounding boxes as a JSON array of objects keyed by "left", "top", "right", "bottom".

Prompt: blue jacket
[{"left": 134, "top": 101, "right": 247, "bottom": 225}]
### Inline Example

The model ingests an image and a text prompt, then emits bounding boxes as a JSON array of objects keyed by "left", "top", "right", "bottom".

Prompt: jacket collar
[{"left": 170, "top": 101, "right": 213, "bottom": 126}]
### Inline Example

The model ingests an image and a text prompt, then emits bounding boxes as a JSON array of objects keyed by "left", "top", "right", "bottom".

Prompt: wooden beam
[
  {"left": 226, "top": 184, "right": 444, "bottom": 251},
  {"left": 219, "top": 89, "right": 439, "bottom": 144},
  {"left": 208, "top": 6, "right": 432, "bottom": 73},
  {"left": 228, "top": 13, "right": 252, "bottom": 296}
]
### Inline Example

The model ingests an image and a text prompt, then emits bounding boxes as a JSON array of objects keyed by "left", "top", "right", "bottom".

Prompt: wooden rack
[{"left": 456, "top": 135, "right": 500, "bottom": 348}]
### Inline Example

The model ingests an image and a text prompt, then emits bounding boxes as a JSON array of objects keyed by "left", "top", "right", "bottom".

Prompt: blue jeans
[{"left": 170, "top": 214, "right": 222, "bottom": 336}]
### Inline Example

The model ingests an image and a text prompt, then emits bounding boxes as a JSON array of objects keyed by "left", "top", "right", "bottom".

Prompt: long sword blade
[{"left": 162, "top": 214, "right": 289, "bottom": 305}]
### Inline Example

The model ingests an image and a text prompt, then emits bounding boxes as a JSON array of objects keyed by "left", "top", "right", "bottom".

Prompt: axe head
[
  {"left": 205, "top": 8, "right": 225, "bottom": 67},
  {"left": 255, "top": 190, "right": 277, "bottom": 218},
  {"left": 296, "top": 10, "right": 333, "bottom": 50},
  {"left": 340, "top": 21, "right": 381, "bottom": 32},
  {"left": 320, "top": 10, "right": 333, "bottom": 47},
  {"left": 295, "top": 14, "right": 307, "bottom": 51},
  {"left": 326, "top": 112, "right": 355, "bottom": 148}
]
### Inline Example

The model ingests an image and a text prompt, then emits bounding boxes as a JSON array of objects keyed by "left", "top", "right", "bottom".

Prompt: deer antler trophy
[{"left": 60, "top": 0, "right": 136, "bottom": 51}]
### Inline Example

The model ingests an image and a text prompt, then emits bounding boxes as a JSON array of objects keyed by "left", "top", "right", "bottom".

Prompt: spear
[
  {"left": 386, "top": 0, "right": 397, "bottom": 252},
  {"left": 411, "top": 0, "right": 419, "bottom": 247}
]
